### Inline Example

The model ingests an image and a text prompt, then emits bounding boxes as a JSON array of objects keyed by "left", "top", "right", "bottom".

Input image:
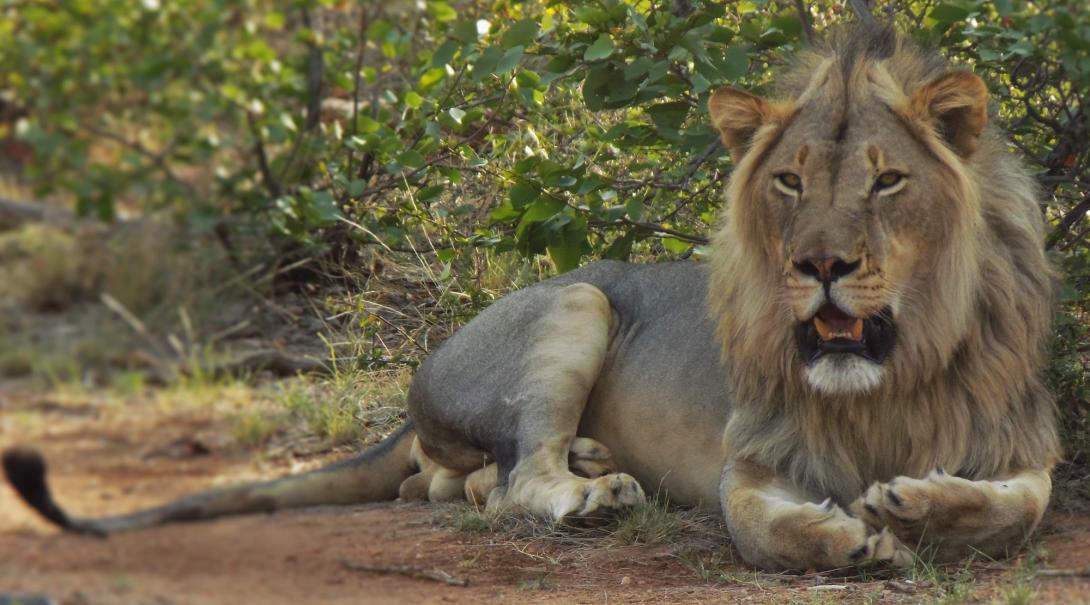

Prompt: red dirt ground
[{"left": 2, "top": 389, "right": 1089, "bottom": 604}]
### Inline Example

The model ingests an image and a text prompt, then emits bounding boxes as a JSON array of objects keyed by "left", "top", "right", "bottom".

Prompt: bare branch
[
  {"left": 0, "top": 196, "right": 77, "bottom": 231},
  {"left": 847, "top": 0, "right": 875, "bottom": 23},
  {"left": 300, "top": 9, "right": 325, "bottom": 132},
  {"left": 1047, "top": 193, "right": 1090, "bottom": 250},
  {"left": 246, "top": 112, "right": 282, "bottom": 199},
  {"left": 340, "top": 559, "right": 469, "bottom": 587},
  {"left": 346, "top": 6, "right": 372, "bottom": 179},
  {"left": 794, "top": 0, "right": 816, "bottom": 45},
  {"left": 591, "top": 217, "right": 709, "bottom": 245}
]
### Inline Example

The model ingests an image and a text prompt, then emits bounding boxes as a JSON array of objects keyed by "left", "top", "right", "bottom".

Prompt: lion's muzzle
[{"left": 795, "top": 303, "right": 897, "bottom": 365}]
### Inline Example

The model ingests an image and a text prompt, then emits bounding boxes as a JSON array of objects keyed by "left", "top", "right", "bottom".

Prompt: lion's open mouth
[{"left": 795, "top": 303, "right": 896, "bottom": 365}]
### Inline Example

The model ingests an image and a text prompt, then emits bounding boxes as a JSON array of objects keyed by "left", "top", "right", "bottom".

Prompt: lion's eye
[
  {"left": 873, "top": 171, "right": 906, "bottom": 194},
  {"left": 775, "top": 173, "right": 802, "bottom": 193}
]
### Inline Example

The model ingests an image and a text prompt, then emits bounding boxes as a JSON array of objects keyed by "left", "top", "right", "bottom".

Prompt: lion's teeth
[
  {"left": 814, "top": 316, "right": 865, "bottom": 341},
  {"left": 850, "top": 318, "right": 864, "bottom": 341}
]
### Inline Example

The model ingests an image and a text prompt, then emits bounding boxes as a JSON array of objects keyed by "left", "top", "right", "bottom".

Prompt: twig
[
  {"left": 346, "top": 6, "right": 372, "bottom": 179},
  {"left": 301, "top": 9, "right": 325, "bottom": 132},
  {"left": 190, "top": 350, "right": 329, "bottom": 378},
  {"left": 100, "top": 292, "right": 151, "bottom": 339},
  {"left": 1036, "top": 568, "right": 1090, "bottom": 578},
  {"left": 794, "top": 0, "right": 816, "bottom": 45},
  {"left": 0, "top": 196, "right": 78, "bottom": 231},
  {"left": 1046, "top": 192, "right": 1090, "bottom": 250},
  {"left": 339, "top": 559, "right": 469, "bottom": 587},
  {"left": 847, "top": 0, "right": 875, "bottom": 23},
  {"left": 76, "top": 124, "right": 189, "bottom": 191},
  {"left": 246, "top": 111, "right": 282, "bottom": 199},
  {"left": 592, "top": 217, "right": 710, "bottom": 245},
  {"left": 276, "top": 8, "right": 327, "bottom": 185}
]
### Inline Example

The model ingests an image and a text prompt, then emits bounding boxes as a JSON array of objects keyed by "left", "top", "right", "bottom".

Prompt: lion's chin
[{"left": 804, "top": 355, "right": 885, "bottom": 396}]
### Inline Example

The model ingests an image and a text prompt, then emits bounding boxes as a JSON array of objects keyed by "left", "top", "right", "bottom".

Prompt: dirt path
[{"left": 2, "top": 390, "right": 1089, "bottom": 604}]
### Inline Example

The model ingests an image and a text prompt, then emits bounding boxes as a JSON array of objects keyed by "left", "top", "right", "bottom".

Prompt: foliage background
[{"left": 1, "top": 1, "right": 1088, "bottom": 489}]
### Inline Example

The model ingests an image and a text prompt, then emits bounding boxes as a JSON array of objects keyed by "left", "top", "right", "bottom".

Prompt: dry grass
[
  {"left": 0, "top": 221, "right": 254, "bottom": 388},
  {"left": 278, "top": 368, "right": 409, "bottom": 445},
  {"left": 444, "top": 496, "right": 725, "bottom": 553}
]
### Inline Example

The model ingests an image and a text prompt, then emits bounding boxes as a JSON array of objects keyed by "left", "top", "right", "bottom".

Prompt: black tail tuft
[{"left": 2, "top": 447, "right": 72, "bottom": 530}]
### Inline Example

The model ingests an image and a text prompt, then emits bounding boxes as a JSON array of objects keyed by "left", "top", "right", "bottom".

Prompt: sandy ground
[{"left": 2, "top": 388, "right": 1089, "bottom": 605}]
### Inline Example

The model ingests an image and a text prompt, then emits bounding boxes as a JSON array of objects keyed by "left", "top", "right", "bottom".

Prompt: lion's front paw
[
  {"left": 851, "top": 469, "right": 986, "bottom": 545},
  {"left": 747, "top": 499, "right": 913, "bottom": 570},
  {"left": 797, "top": 500, "right": 913, "bottom": 569},
  {"left": 863, "top": 526, "right": 915, "bottom": 568}
]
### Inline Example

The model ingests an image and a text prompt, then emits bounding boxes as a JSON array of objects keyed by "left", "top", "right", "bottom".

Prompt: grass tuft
[
  {"left": 608, "top": 496, "right": 686, "bottom": 546},
  {"left": 232, "top": 410, "right": 279, "bottom": 448},
  {"left": 278, "top": 369, "right": 409, "bottom": 445}
]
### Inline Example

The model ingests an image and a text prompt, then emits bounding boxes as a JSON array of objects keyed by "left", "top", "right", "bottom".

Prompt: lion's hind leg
[
  {"left": 401, "top": 282, "right": 642, "bottom": 520},
  {"left": 462, "top": 437, "right": 619, "bottom": 507},
  {"left": 488, "top": 283, "right": 645, "bottom": 521}
]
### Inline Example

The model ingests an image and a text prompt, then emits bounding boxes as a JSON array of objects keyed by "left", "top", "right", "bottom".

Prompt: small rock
[
  {"left": 886, "top": 579, "right": 919, "bottom": 594},
  {"left": 620, "top": 576, "right": 632, "bottom": 586}
]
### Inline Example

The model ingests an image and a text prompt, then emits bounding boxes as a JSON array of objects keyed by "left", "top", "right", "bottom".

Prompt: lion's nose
[{"left": 792, "top": 254, "right": 860, "bottom": 283}]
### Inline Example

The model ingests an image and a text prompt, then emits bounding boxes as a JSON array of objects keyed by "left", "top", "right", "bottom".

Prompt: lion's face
[{"left": 710, "top": 59, "right": 989, "bottom": 396}]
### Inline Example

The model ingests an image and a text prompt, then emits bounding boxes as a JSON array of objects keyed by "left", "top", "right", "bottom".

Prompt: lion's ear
[
  {"left": 909, "top": 71, "right": 989, "bottom": 157},
  {"left": 709, "top": 87, "right": 776, "bottom": 163}
]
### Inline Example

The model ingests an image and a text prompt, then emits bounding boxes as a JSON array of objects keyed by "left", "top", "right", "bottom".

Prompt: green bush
[{"left": 2, "top": 1, "right": 1085, "bottom": 267}]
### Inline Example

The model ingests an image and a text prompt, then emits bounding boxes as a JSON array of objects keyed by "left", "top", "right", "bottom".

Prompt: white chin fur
[{"left": 804, "top": 355, "right": 884, "bottom": 396}]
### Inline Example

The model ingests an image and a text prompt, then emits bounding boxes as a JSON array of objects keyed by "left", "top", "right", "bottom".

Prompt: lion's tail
[{"left": 2, "top": 421, "right": 417, "bottom": 535}]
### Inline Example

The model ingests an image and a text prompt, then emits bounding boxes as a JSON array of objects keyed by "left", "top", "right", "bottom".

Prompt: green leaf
[
  {"left": 496, "top": 46, "right": 524, "bottom": 75},
  {"left": 928, "top": 3, "right": 972, "bottom": 24},
  {"left": 405, "top": 91, "right": 423, "bottom": 109},
  {"left": 661, "top": 237, "right": 691, "bottom": 254},
  {"left": 451, "top": 19, "right": 479, "bottom": 44},
  {"left": 428, "top": 2, "right": 457, "bottom": 22},
  {"left": 582, "top": 64, "right": 623, "bottom": 111},
  {"left": 510, "top": 180, "right": 541, "bottom": 208},
  {"left": 417, "top": 184, "right": 444, "bottom": 202},
  {"left": 716, "top": 45, "right": 749, "bottom": 81},
  {"left": 311, "top": 191, "right": 342, "bottom": 224},
  {"left": 471, "top": 46, "right": 504, "bottom": 82},
  {"left": 548, "top": 238, "right": 585, "bottom": 272},
  {"left": 432, "top": 40, "right": 459, "bottom": 67},
  {"left": 544, "top": 55, "right": 575, "bottom": 74},
  {"left": 584, "top": 34, "right": 615, "bottom": 62},
  {"left": 602, "top": 232, "right": 634, "bottom": 260},
  {"left": 546, "top": 217, "right": 589, "bottom": 273},
  {"left": 489, "top": 201, "right": 521, "bottom": 222},
  {"left": 419, "top": 67, "right": 447, "bottom": 88},
  {"left": 502, "top": 19, "right": 539, "bottom": 49},
  {"left": 647, "top": 101, "right": 691, "bottom": 139},
  {"left": 771, "top": 14, "right": 802, "bottom": 38},
  {"left": 519, "top": 198, "right": 564, "bottom": 226},
  {"left": 572, "top": 6, "right": 612, "bottom": 26},
  {"left": 397, "top": 149, "right": 426, "bottom": 168}
]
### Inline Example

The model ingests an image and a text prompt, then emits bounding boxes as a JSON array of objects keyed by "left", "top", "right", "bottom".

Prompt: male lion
[{"left": 4, "top": 25, "right": 1059, "bottom": 571}]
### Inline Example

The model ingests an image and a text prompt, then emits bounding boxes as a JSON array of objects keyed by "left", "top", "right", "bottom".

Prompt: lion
[{"left": 3, "top": 24, "right": 1060, "bottom": 571}]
